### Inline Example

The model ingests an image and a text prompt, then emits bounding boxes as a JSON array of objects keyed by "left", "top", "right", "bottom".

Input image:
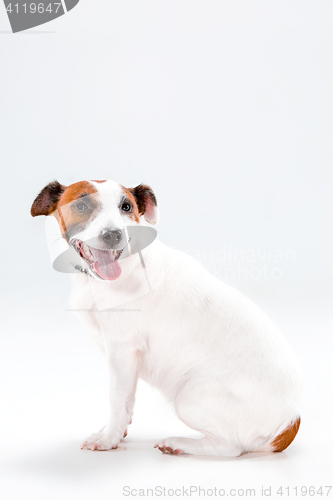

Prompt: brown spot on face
[
  {"left": 55, "top": 181, "right": 100, "bottom": 238},
  {"left": 57, "top": 181, "right": 97, "bottom": 209},
  {"left": 120, "top": 186, "right": 141, "bottom": 223},
  {"left": 271, "top": 417, "right": 301, "bottom": 452}
]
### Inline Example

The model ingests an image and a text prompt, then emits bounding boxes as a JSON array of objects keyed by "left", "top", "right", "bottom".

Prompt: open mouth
[{"left": 72, "top": 239, "right": 125, "bottom": 281}]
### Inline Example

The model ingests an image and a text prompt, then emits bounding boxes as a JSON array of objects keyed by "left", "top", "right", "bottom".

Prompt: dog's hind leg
[
  {"left": 154, "top": 436, "right": 242, "bottom": 457},
  {"left": 154, "top": 379, "right": 244, "bottom": 457}
]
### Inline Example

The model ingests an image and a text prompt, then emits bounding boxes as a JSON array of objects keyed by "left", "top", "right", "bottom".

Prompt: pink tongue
[{"left": 91, "top": 248, "right": 122, "bottom": 281}]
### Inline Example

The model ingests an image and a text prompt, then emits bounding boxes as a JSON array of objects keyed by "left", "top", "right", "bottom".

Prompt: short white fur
[{"left": 59, "top": 180, "right": 302, "bottom": 456}]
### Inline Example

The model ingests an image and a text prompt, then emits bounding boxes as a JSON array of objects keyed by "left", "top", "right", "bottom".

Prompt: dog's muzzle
[{"left": 72, "top": 238, "right": 125, "bottom": 281}]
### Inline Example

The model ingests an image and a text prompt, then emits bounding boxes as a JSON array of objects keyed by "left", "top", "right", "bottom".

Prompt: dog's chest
[{"left": 69, "top": 274, "right": 148, "bottom": 345}]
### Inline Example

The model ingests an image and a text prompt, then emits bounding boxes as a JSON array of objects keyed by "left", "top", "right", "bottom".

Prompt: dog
[{"left": 31, "top": 179, "right": 302, "bottom": 456}]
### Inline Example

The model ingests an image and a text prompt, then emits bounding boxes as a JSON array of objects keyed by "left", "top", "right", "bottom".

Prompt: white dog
[{"left": 31, "top": 179, "right": 302, "bottom": 457}]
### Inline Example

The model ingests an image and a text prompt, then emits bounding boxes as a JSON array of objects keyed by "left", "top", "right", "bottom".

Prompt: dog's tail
[{"left": 260, "top": 416, "right": 301, "bottom": 452}]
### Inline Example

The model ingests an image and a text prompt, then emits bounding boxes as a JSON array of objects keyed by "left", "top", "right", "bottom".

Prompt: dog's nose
[{"left": 100, "top": 228, "right": 123, "bottom": 247}]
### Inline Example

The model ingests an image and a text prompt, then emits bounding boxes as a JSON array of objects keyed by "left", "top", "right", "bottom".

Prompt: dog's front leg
[{"left": 81, "top": 342, "right": 139, "bottom": 451}]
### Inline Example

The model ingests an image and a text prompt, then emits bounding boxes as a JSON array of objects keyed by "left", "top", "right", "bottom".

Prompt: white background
[{"left": 0, "top": 1, "right": 332, "bottom": 499}]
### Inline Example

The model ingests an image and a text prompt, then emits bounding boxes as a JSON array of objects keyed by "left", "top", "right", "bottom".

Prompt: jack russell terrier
[{"left": 31, "top": 179, "right": 302, "bottom": 457}]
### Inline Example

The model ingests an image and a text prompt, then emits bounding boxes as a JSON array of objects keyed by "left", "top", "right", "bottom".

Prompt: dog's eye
[
  {"left": 121, "top": 202, "right": 132, "bottom": 212},
  {"left": 75, "top": 201, "right": 88, "bottom": 211}
]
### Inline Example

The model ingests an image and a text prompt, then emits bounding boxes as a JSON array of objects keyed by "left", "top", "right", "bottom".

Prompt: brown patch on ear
[
  {"left": 272, "top": 417, "right": 301, "bottom": 452},
  {"left": 127, "top": 184, "right": 158, "bottom": 225},
  {"left": 91, "top": 180, "right": 107, "bottom": 183},
  {"left": 31, "top": 181, "right": 66, "bottom": 217}
]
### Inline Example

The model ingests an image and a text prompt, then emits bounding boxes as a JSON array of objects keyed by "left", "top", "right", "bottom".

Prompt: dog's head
[{"left": 31, "top": 180, "right": 158, "bottom": 281}]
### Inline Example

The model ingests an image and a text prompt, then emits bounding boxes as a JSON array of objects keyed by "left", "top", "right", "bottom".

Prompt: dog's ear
[
  {"left": 128, "top": 184, "right": 159, "bottom": 225},
  {"left": 31, "top": 181, "right": 66, "bottom": 217}
]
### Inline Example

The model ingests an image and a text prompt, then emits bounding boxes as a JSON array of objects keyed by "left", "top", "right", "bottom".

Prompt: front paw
[{"left": 81, "top": 431, "right": 121, "bottom": 451}]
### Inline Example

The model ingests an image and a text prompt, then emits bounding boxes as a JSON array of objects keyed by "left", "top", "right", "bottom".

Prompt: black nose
[{"left": 100, "top": 228, "right": 123, "bottom": 247}]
